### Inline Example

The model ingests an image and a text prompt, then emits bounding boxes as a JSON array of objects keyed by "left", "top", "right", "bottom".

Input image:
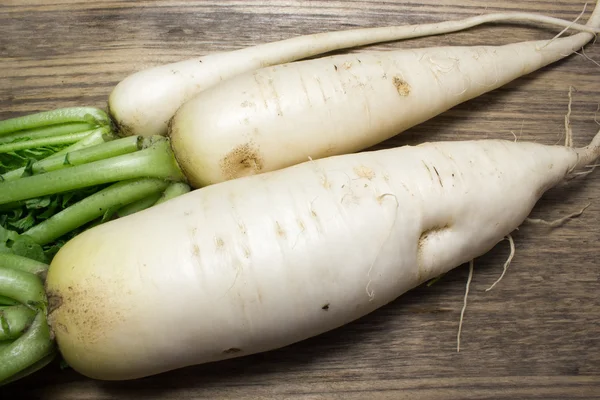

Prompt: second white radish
[{"left": 169, "top": 3, "right": 600, "bottom": 187}]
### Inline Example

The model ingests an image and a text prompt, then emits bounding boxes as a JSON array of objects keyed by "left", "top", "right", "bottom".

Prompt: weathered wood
[{"left": 0, "top": 0, "right": 599, "bottom": 398}]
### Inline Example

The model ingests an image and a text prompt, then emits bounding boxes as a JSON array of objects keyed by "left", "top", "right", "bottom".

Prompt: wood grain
[{"left": 1, "top": 0, "right": 599, "bottom": 398}]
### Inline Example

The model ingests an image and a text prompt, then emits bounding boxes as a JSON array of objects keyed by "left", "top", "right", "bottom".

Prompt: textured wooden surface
[{"left": 1, "top": 0, "right": 600, "bottom": 398}]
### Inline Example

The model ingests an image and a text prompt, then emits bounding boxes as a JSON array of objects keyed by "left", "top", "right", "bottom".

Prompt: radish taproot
[
  {"left": 108, "top": 9, "right": 600, "bottom": 138},
  {"left": 42, "top": 123, "right": 600, "bottom": 381},
  {"left": 168, "top": 3, "right": 600, "bottom": 187}
]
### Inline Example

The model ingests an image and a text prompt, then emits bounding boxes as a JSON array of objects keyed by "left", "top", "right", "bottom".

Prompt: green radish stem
[
  {"left": 116, "top": 181, "right": 191, "bottom": 217},
  {"left": 0, "top": 137, "right": 186, "bottom": 205},
  {"left": 0, "top": 297, "right": 19, "bottom": 306},
  {"left": 0, "top": 130, "right": 95, "bottom": 155},
  {"left": 0, "top": 122, "right": 97, "bottom": 145},
  {"left": 0, "top": 107, "right": 110, "bottom": 137},
  {"left": 59, "top": 135, "right": 143, "bottom": 169},
  {"left": 0, "top": 312, "right": 55, "bottom": 384},
  {"left": 116, "top": 192, "right": 163, "bottom": 218},
  {"left": 0, "top": 254, "right": 48, "bottom": 278},
  {"left": 24, "top": 178, "right": 171, "bottom": 245},
  {"left": 1, "top": 126, "right": 115, "bottom": 181},
  {"left": 0, "top": 268, "right": 45, "bottom": 308},
  {"left": 0, "top": 255, "right": 53, "bottom": 385},
  {"left": 0, "top": 305, "right": 36, "bottom": 340},
  {"left": 0, "top": 351, "right": 56, "bottom": 387},
  {"left": 52, "top": 126, "right": 116, "bottom": 155},
  {"left": 2, "top": 135, "right": 142, "bottom": 181},
  {"left": 154, "top": 182, "right": 192, "bottom": 205}
]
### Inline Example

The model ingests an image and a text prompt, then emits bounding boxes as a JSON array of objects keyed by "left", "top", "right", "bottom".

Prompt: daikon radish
[
  {"left": 169, "top": 3, "right": 600, "bottom": 187},
  {"left": 44, "top": 125, "right": 600, "bottom": 380}
]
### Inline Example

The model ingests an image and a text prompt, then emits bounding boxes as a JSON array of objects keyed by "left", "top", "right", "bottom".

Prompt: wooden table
[{"left": 1, "top": 1, "right": 599, "bottom": 398}]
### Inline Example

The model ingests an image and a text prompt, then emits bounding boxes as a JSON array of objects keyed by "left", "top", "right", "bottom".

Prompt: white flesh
[
  {"left": 169, "top": 5, "right": 600, "bottom": 188},
  {"left": 45, "top": 132, "right": 599, "bottom": 380},
  {"left": 107, "top": 8, "right": 600, "bottom": 138}
]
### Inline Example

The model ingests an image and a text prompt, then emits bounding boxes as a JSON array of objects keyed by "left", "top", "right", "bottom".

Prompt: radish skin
[
  {"left": 45, "top": 128, "right": 600, "bottom": 380},
  {"left": 169, "top": 3, "right": 600, "bottom": 188},
  {"left": 108, "top": 9, "right": 600, "bottom": 138}
]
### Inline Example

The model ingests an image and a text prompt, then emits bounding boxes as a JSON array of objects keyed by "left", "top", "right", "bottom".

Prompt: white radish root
[
  {"left": 457, "top": 259, "right": 474, "bottom": 353},
  {"left": 526, "top": 203, "right": 591, "bottom": 227},
  {"left": 169, "top": 4, "right": 600, "bottom": 188},
  {"left": 46, "top": 121, "right": 600, "bottom": 380},
  {"left": 486, "top": 235, "right": 516, "bottom": 292}
]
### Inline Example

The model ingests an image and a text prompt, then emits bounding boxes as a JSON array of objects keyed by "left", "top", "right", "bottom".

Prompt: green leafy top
[
  {"left": 0, "top": 145, "right": 69, "bottom": 175},
  {"left": 0, "top": 186, "right": 108, "bottom": 261}
]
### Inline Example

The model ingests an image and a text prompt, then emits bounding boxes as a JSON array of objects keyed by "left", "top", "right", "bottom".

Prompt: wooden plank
[{"left": 0, "top": 0, "right": 599, "bottom": 398}]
